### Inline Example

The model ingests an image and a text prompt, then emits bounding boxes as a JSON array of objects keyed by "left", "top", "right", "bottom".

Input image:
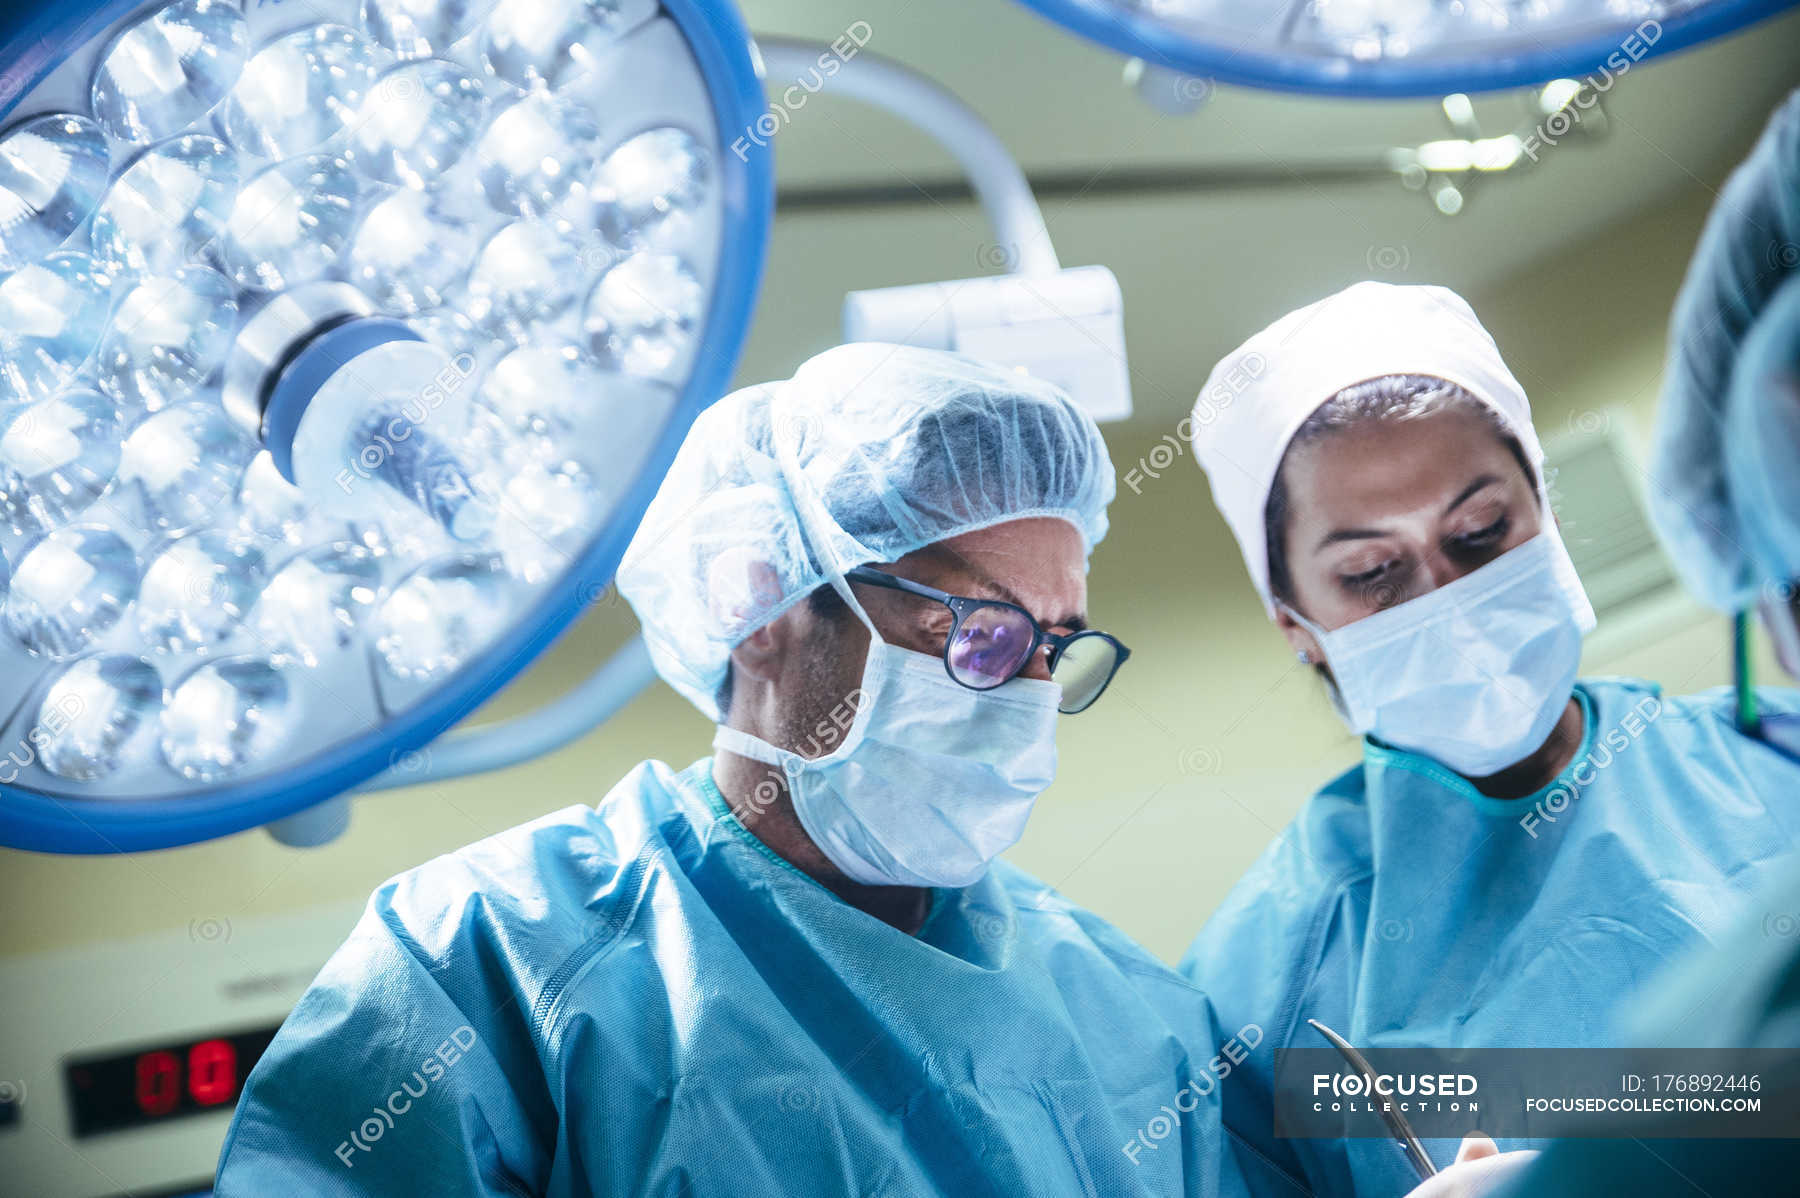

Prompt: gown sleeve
[{"left": 215, "top": 884, "right": 555, "bottom": 1198}]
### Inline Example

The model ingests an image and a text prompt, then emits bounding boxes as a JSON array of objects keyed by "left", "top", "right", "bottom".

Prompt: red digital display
[
  {"left": 187, "top": 1037, "right": 238, "bottom": 1107},
  {"left": 134, "top": 1050, "right": 180, "bottom": 1117},
  {"left": 65, "top": 1025, "right": 279, "bottom": 1137}
]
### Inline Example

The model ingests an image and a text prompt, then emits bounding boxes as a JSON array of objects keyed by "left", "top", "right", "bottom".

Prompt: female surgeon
[{"left": 1178, "top": 280, "right": 1800, "bottom": 1198}]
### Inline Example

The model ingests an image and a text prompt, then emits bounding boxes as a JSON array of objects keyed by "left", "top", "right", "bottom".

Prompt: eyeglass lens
[
  {"left": 1050, "top": 632, "right": 1120, "bottom": 713},
  {"left": 946, "top": 603, "right": 1037, "bottom": 688}
]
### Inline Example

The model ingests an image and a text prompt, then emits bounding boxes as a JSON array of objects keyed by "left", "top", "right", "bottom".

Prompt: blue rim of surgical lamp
[
  {"left": 1011, "top": 0, "right": 1799, "bottom": 97},
  {"left": 0, "top": 0, "right": 774, "bottom": 854}
]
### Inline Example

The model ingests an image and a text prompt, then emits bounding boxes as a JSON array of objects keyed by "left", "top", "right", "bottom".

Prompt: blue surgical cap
[
  {"left": 1725, "top": 276, "right": 1800, "bottom": 592},
  {"left": 617, "top": 343, "right": 1115, "bottom": 720},
  {"left": 1649, "top": 89, "right": 1800, "bottom": 611}
]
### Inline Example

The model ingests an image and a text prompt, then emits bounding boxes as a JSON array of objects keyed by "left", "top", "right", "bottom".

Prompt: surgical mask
[
  {"left": 712, "top": 627, "right": 1061, "bottom": 889},
  {"left": 1285, "top": 531, "right": 1596, "bottom": 778}
]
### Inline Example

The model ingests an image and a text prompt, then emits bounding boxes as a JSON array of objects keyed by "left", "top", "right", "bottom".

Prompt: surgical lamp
[
  {"left": 1012, "top": 0, "right": 1797, "bottom": 99},
  {"left": 0, "top": 4, "right": 1113, "bottom": 855},
  {"left": 0, "top": 0, "right": 772, "bottom": 853}
]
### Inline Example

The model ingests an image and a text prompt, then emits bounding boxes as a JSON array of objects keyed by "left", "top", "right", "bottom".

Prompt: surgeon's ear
[
  {"left": 729, "top": 607, "right": 805, "bottom": 686},
  {"left": 1273, "top": 604, "right": 1323, "bottom": 666}
]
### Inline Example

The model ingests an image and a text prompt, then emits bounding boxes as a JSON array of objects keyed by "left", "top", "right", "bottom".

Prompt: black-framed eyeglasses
[{"left": 845, "top": 566, "right": 1130, "bottom": 714}]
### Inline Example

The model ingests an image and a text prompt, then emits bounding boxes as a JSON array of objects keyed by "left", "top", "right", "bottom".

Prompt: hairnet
[
  {"left": 1725, "top": 276, "right": 1800, "bottom": 592},
  {"left": 1190, "top": 281, "right": 1546, "bottom": 613},
  {"left": 617, "top": 342, "right": 1115, "bottom": 720},
  {"left": 1649, "top": 90, "right": 1800, "bottom": 611}
]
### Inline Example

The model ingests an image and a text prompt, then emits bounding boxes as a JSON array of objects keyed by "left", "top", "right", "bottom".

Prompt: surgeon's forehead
[
  {"left": 904, "top": 520, "right": 1087, "bottom": 619},
  {"left": 1285, "top": 407, "right": 1524, "bottom": 527}
]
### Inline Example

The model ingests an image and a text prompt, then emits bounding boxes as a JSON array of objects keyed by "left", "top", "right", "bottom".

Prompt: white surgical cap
[
  {"left": 617, "top": 342, "right": 1115, "bottom": 720},
  {"left": 1650, "top": 90, "right": 1800, "bottom": 611},
  {"left": 1191, "top": 281, "right": 1546, "bottom": 613}
]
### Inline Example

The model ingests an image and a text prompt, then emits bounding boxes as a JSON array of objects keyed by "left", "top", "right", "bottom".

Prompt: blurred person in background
[{"left": 1650, "top": 87, "right": 1800, "bottom": 751}]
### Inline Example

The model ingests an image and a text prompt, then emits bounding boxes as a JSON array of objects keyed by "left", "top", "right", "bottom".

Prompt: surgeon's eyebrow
[
  {"left": 966, "top": 571, "right": 1087, "bottom": 633},
  {"left": 1316, "top": 526, "right": 1390, "bottom": 550},
  {"left": 917, "top": 547, "right": 1087, "bottom": 631},
  {"left": 1444, "top": 473, "right": 1502, "bottom": 515},
  {"left": 1314, "top": 474, "right": 1506, "bottom": 551}
]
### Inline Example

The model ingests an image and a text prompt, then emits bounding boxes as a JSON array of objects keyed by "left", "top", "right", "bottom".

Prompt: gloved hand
[{"left": 1404, "top": 1134, "right": 1541, "bottom": 1198}]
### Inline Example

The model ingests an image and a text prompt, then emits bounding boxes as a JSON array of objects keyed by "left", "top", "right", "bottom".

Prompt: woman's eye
[
  {"left": 1452, "top": 514, "right": 1511, "bottom": 550},
  {"left": 1340, "top": 560, "right": 1394, "bottom": 588}
]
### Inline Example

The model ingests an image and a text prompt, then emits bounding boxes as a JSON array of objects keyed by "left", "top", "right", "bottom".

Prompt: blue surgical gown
[
  {"left": 217, "top": 758, "right": 1253, "bottom": 1197},
  {"left": 1180, "top": 678, "right": 1800, "bottom": 1198}
]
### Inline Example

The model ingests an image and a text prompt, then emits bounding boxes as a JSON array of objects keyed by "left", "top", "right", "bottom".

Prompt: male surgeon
[{"left": 215, "top": 344, "right": 1254, "bottom": 1196}]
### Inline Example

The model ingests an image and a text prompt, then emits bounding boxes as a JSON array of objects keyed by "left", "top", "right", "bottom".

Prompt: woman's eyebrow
[
  {"left": 1316, "top": 526, "right": 1388, "bottom": 550},
  {"left": 1444, "top": 474, "right": 1502, "bottom": 515}
]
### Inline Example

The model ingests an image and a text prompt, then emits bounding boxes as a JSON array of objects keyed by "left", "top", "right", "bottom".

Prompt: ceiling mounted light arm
[
  {"left": 356, "top": 636, "right": 655, "bottom": 794},
  {"left": 756, "top": 36, "right": 1061, "bottom": 278},
  {"left": 751, "top": 37, "right": 1130, "bottom": 421}
]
